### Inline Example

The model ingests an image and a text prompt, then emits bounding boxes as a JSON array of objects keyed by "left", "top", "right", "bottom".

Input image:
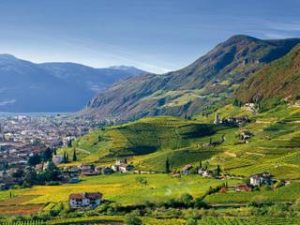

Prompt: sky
[{"left": 0, "top": 0, "right": 300, "bottom": 73}]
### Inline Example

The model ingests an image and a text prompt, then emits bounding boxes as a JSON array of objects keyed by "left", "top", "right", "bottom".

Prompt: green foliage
[
  {"left": 28, "top": 154, "right": 42, "bottom": 166},
  {"left": 181, "top": 194, "right": 193, "bottom": 207},
  {"left": 72, "top": 148, "right": 77, "bottom": 161},
  {"left": 124, "top": 213, "right": 142, "bottom": 225},
  {"left": 186, "top": 218, "right": 198, "bottom": 225},
  {"left": 165, "top": 158, "right": 171, "bottom": 174},
  {"left": 135, "top": 176, "right": 148, "bottom": 186}
]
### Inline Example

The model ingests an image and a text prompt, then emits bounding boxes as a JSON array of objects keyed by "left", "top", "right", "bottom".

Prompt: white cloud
[{"left": 0, "top": 99, "right": 16, "bottom": 106}]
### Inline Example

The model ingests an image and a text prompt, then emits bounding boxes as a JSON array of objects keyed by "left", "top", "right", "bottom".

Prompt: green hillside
[
  {"left": 235, "top": 45, "right": 300, "bottom": 111},
  {"left": 85, "top": 35, "right": 300, "bottom": 120},
  {"left": 62, "top": 104, "right": 300, "bottom": 179}
]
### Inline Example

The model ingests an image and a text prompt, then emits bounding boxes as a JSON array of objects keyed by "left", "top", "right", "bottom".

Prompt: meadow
[{"left": 0, "top": 174, "right": 239, "bottom": 207}]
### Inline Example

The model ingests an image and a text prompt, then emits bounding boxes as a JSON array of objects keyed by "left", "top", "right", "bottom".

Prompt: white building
[{"left": 69, "top": 192, "right": 102, "bottom": 209}]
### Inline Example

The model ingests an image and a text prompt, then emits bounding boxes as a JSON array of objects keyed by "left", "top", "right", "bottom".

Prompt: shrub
[
  {"left": 124, "top": 213, "right": 142, "bottom": 225},
  {"left": 181, "top": 193, "right": 193, "bottom": 207},
  {"left": 186, "top": 218, "right": 198, "bottom": 225},
  {"left": 194, "top": 198, "right": 208, "bottom": 209}
]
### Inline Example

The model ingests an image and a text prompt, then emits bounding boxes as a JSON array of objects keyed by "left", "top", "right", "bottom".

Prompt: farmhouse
[
  {"left": 181, "top": 164, "right": 193, "bottom": 175},
  {"left": 69, "top": 192, "right": 102, "bottom": 209},
  {"left": 116, "top": 159, "right": 127, "bottom": 165},
  {"left": 250, "top": 173, "right": 273, "bottom": 186},
  {"left": 119, "top": 164, "right": 134, "bottom": 173},
  {"left": 198, "top": 168, "right": 211, "bottom": 177}
]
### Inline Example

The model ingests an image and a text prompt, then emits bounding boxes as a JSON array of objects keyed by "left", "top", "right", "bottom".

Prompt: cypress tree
[
  {"left": 73, "top": 148, "right": 77, "bottom": 161},
  {"left": 165, "top": 158, "right": 171, "bottom": 174}
]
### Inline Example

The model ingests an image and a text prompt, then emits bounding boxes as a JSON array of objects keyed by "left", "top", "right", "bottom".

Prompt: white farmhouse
[{"left": 69, "top": 192, "right": 102, "bottom": 209}]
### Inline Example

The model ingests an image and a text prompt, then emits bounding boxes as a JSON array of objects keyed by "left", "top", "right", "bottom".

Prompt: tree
[
  {"left": 213, "top": 165, "right": 222, "bottom": 177},
  {"left": 63, "top": 152, "right": 69, "bottom": 163},
  {"left": 43, "top": 147, "right": 52, "bottom": 162},
  {"left": 233, "top": 99, "right": 242, "bottom": 107},
  {"left": 194, "top": 197, "right": 208, "bottom": 209},
  {"left": 28, "top": 154, "right": 42, "bottom": 166},
  {"left": 44, "top": 161, "right": 61, "bottom": 181},
  {"left": 12, "top": 169, "right": 24, "bottom": 178},
  {"left": 124, "top": 213, "right": 142, "bottom": 225},
  {"left": 199, "top": 161, "right": 202, "bottom": 168},
  {"left": 165, "top": 158, "right": 171, "bottom": 174},
  {"left": 72, "top": 148, "right": 77, "bottom": 161},
  {"left": 181, "top": 193, "right": 193, "bottom": 207},
  {"left": 24, "top": 167, "right": 38, "bottom": 187}
]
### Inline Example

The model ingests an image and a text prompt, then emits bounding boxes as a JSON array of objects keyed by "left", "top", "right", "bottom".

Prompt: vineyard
[{"left": 0, "top": 216, "right": 299, "bottom": 225}]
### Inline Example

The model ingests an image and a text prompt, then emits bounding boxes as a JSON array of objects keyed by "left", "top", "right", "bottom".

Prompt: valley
[{"left": 0, "top": 35, "right": 300, "bottom": 224}]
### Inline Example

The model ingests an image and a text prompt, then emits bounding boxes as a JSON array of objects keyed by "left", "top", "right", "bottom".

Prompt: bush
[
  {"left": 194, "top": 198, "right": 208, "bottom": 209},
  {"left": 181, "top": 193, "right": 193, "bottom": 207},
  {"left": 186, "top": 218, "right": 198, "bottom": 225},
  {"left": 124, "top": 213, "right": 142, "bottom": 225}
]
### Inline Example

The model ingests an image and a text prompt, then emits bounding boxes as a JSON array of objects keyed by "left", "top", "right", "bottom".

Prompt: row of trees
[
  {"left": 23, "top": 161, "right": 62, "bottom": 187},
  {"left": 28, "top": 147, "right": 78, "bottom": 167}
]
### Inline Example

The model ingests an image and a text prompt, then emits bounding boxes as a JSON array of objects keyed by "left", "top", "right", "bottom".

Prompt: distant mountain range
[
  {"left": 0, "top": 54, "right": 145, "bottom": 112},
  {"left": 85, "top": 35, "right": 300, "bottom": 120}
]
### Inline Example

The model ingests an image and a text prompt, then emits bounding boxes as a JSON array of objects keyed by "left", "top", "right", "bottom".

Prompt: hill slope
[
  {"left": 235, "top": 45, "right": 300, "bottom": 110},
  {"left": 63, "top": 102, "right": 300, "bottom": 179},
  {"left": 0, "top": 55, "right": 144, "bottom": 112},
  {"left": 85, "top": 35, "right": 300, "bottom": 120}
]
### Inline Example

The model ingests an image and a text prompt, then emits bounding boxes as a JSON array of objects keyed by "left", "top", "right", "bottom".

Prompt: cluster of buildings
[
  {"left": 60, "top": 159, "right": 135, "bottom": 184},
  {"left": 214, "top": 113, "right": 250, "bottom": 126},
  {"left": 0, "top": 114, "right": 98, "bottom": 189}
]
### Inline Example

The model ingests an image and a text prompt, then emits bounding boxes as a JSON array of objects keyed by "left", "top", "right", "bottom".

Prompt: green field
[
  {"left": 0, "top": 174, "right": 238, "bottom": 207},
  {"left": 58, "top": 104, "right": 300, "bottom": 180}
]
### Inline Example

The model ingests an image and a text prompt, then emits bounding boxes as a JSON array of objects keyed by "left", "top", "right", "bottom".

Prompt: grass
[
  {"left": 57, "top": 104, "right": 300, "bottom": 180},
  {"left": 205, "top": 182, "right": 300, "bottom": 204},
  {"left": 1, "top": 174, "right": 237, "bottom": 207}
]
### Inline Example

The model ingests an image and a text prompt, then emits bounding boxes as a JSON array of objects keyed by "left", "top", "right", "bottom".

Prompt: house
[
  {"left": 116, "top": 159, "right": 127, "bottom": 166},
  {"left": 181, "top": 164, "right": 193, "bottom": 175},
  {"left": 80, "top": 164, "right": 99, "bottom": 176},
  {"left": 250, "top": 173, "right": 273, "bottom": 186},
  {"left": 235, "top": 184, "right": 252, "bottom": 192},
  {"left": 119, "top": 164, "right": 134, "bottom": 173},
  {"left": 111, "top": 165, "right": 119, "bottom": 172},
  {"left": 198, "top": 168, "right": 211, "bottom": 177},
  {"left": 69, "top": 192, "right": 102, "bottom": 208}
]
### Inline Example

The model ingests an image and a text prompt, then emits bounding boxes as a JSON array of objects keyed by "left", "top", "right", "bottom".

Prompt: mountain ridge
[
  {"left": 0, "top": 55, "right": 145, "bottom": 112},
  {"left": 85, "top": 35, "right": 300, "bottom": 120},
  {"left": 235, "top": 44, "right": 300, "bottom": 110}
]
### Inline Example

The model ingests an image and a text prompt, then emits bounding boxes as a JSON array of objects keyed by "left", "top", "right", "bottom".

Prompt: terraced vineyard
[{"left": 198, "top": 216, "right": 300, "bottom": 225}]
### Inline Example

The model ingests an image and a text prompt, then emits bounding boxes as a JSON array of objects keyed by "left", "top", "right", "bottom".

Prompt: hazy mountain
[
  {"left": 0, "top": 55, "right": 145, "bottom": 112},
  {"left": 235, "top": 44, "right": 300, "bottom": 111},
  {"left": 85, "top": 35, "right": 300, "bottom": 120}
]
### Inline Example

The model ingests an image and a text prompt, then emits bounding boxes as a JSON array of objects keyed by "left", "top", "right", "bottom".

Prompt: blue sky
[{"left": 0, "top": 0, "right": 299, "bottom": 73}]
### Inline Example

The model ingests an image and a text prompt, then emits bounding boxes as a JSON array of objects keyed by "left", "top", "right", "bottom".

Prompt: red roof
[{"left": 69, "top": 192, "right": 102, "bottom": 200}]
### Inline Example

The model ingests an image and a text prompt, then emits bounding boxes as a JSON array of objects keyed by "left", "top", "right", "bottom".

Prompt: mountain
[
  {"left": 0, "top": 55, "right": 145, "bottom": 112},
  {"left": 85, "top": 35, "right": 300, "bottom": 120},
  {"left": 235, "top": 44, "right": 300, "bottom": 111}
]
